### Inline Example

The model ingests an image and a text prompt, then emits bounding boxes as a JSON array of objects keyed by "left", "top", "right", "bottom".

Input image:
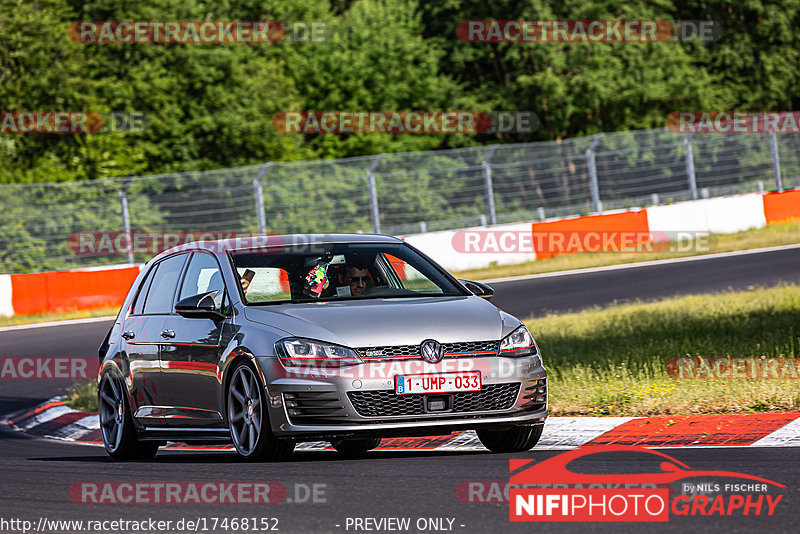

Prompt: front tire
[
  {"left": 476, "top": 424, "right": 543, "bottom": 453},
  {"left": 227, "top": 361, "right": 294, "bottom": 461},
  {"left": 331, "top": 438, "right": 382, "bottom": 459},
  {"left": 98, "top": 371, "right": 159, "bottom": 461}
]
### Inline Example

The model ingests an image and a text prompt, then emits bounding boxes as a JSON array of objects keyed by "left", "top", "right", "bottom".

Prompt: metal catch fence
[{"left": 1, "top": 127, "right": 796, "bottom": 273}]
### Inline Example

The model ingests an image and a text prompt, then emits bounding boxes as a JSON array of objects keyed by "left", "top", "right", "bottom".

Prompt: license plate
[{"left": 395, "top": 371, "right": 481, "bottom": 395}]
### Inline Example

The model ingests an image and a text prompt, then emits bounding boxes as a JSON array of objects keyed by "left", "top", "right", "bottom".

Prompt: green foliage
[
  {"left": 3, "top": 0, "right": 798, "bottom": 182},
  {"left": 423, "top": 0, "right": 800, "bottom": 140},
  {"left": 65, "top": 380, "right": 98, "bottom": 413}
]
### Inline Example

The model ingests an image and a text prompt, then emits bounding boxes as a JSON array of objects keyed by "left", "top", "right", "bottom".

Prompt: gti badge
[{"left": 420, "top": 339, "right": 444, "bottom": 364}]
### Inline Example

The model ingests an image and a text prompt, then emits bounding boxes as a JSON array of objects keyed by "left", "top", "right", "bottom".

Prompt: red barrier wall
[
  {"left": 531, "top": 210, "right": 651, "bottom": 259},
  {"left": 10, "top": 266, "right": 140, "bottom": 315},
  {"left": 763, "top": 189, "right": 800, "bottom": 224}
]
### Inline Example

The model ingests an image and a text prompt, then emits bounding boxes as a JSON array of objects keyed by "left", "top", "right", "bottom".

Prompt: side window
[
  {"left": 179, "top": 253, "right": 224, "bottom": 301},
  {"left": 142, "top": 254, "right": 187, "bottom": 315},
  {"left": 131, "top": 265, "right": 157, "bottom": 315},
  {"left": 383, "top": 253, "right": 443, "bottom": 294},
  {"left": 237, "top": 267, "right": 290, "bottom": 303}
]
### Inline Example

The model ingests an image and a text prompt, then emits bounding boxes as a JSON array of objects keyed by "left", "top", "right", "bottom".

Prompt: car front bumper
[{"left": 257, "top": 354, "right": 547, "bottom": 441}]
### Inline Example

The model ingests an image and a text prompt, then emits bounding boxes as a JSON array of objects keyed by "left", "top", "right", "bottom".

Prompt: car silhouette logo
[
  {"left": 420, "top": 339, "right": 444, "bottom": 364},
  {"left": 509, "top": 445, "right": 785, "bottom": 487}
]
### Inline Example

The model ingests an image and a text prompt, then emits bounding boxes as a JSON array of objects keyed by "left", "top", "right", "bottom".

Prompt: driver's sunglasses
[{"left": 348, "top": 276, "right": 370, "bottom": 284}]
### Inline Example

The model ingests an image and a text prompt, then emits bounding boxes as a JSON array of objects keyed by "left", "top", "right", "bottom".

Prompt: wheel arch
[
  {"left": 98, "top": 359, "right": 137, "bottom": 417},
  {"left": 219, "top": 347, "right": 271, "bottom": 424}
]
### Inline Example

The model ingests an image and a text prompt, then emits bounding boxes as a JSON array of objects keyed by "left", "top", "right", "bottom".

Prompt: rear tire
[
  {"left": 227, "top": 360, "right": 294, "bottom": 461},
  {"left": 98, "top": 371, "right": 159, "bottom": 461},
  {"left": 476, "top": 424, "right": 543, "bottom": 453},
  {"left": 331, "top": 438, "right": 382, "bottom": 459}
]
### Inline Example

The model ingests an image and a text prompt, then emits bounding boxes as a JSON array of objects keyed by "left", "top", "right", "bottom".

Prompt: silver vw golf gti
[{"left": 98, "top": 235, "right": 547, "bottom": 460}]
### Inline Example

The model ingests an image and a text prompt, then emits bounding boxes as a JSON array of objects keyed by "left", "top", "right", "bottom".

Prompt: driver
[{"left": 338, "top": 263, "right": 371, "bottom": 297}]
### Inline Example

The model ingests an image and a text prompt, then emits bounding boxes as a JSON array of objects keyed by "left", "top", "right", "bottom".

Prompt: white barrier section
[
  {"left": 403, "top": 222, "right": 537, "bottom": 272},
  {"left": 647, "top": 193, "right": 767, "bottom": 235},
  {"left": 0, "top": 274, "right": 13, "bottom": 317},
  {"left": 646, "top": 201, "right": 711, "bottom": 234},
  {"left": 702, "top": 193, "right": 767, "bottom": 233}
]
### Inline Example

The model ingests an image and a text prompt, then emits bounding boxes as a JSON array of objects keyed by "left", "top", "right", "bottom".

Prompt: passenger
[{"left": 240, "top": 269, "right": 255, "bottom": 294}]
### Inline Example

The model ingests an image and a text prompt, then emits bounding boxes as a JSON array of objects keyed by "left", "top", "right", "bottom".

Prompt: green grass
[
  {"left": 65, "top": 381, "right": 98, "bottom": 413},
  {"left": 454, "top": 219, "right": 800, "bottom": 281},
  {"left": 529, "top": 284, "right": 800, "bottom": 416},
  {"left": 0, "top": 307, "right": 118, "bottom": 327}
]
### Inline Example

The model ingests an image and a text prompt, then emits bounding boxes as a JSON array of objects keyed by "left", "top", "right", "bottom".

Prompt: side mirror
[
  {"left": 459, "top": 280, "right": 494, "bottom": 301},
  {"left": 175, "top": 290, "right": 226, "bottom": 321}
]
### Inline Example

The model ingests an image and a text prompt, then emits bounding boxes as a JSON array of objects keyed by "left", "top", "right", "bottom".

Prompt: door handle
[
  {"left": 121, "top": 331, "right": 135, "bottom": 340},
  {"left": 161, "top": 329, "right": 176, "bottom": 340}
]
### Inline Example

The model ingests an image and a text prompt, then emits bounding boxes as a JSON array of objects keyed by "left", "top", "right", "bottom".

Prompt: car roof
[{"left": 155, "top": 233, "right": 403, "bottom": 260}]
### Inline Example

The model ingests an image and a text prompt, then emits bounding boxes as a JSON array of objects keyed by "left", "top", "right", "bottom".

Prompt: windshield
[{"left": 231, "top": 242, "right": 465, "bottom": 305}]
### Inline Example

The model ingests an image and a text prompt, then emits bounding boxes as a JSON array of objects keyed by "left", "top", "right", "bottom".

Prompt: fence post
[
  {"left": 482, "top": 145, "right": 499, "bottom": 225},
  {"left": 770, "top": 132, "right": 783, "bottom": 192},
  {"left": 367, "top": 154, "right": 385, "bottom": 234},
  {"left": 586, "top": 133, "right": 603, "bottom": 212},
  {"left": 684, "top": 134, "right": 698, "bottom": 200},
  {"left": 253, "top": 162, "right": 271, "bottom": 235},
  {"left": 118, "top": 174, "right": 134, "bottom": 265}
]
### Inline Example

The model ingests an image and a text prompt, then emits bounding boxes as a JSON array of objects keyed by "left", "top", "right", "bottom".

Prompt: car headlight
[
  {"left": 276, "top": 338, "right": 362, "bottom": 366},
  {"left": 499, "top": 326, "right": 539, "bottom": 357}
]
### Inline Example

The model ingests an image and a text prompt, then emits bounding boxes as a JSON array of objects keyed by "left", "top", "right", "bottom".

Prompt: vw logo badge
[{"left": 420, "top": 339, "right": 444, "bottom": 364}]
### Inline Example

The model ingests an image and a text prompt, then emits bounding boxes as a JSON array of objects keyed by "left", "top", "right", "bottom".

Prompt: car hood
[{"left": 243, "top": 296, "right": 518, "bottom": 348}]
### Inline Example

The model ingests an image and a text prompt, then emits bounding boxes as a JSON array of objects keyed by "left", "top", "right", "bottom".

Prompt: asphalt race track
[
  {"left": 490, "top": 244, "right": 800, "bottom": 318},
  {"left": 2, "top": 246, "right": 800, "bottom": 533},
  {"left": 1, "top": 431, "right": 798, "bottom": 533}
]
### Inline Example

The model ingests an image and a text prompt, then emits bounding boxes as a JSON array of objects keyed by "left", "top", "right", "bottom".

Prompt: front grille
[
  {"left": 444, "top": 340, "right": 499, "bottom": 356},
  {"left": 347, "top": 383, "right": 521, "bottom": 417},
  {"left": 357, "top": 340, "right": 499, "bottom": 359},
  {"left": 283, "top": 391, "right": 349, "bottom": 424},
  {"left": 358, "top": 344, "right": 420, "bottom": 358},
  {"left": 453, "top": 383, "right": 520, "bottom": 412},
  {"left": 521, "top": 378, "right": 547, "bottom": 411}
]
